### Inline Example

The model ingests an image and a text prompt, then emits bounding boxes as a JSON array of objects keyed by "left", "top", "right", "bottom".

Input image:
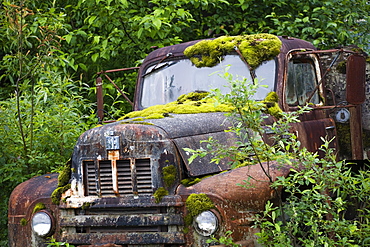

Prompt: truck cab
[{"left": 8, "top": 34, "right": 368, "bottom": 247}]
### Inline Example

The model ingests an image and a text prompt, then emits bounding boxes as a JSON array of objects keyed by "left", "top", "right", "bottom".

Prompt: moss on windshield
[{"left": 184, "top": 34, "right": 282, "bottom": 69}]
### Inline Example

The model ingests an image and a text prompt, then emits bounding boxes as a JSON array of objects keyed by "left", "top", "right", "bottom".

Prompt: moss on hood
[
  {"left": 119, "top": 91, "right": 282, "bottom": 122},
  {"left": 118, "top": 92, "right": 233, "bottom": 121},
  {"left": 184, "top": 34, "right": 282, "bottom": 69}
]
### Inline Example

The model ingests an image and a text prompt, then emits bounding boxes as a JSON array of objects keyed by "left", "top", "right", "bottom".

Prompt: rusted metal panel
[
  {"left": 60, "top": 213, "right": 183, "bottom": 227},
  {"left": 145, "top": 112, "right": 233, "bottom": 139},
  {"left": 146, "top": 112, "right": 237, "bottom": 176},
  {"left": 60, "top": 232, "right": 185, "bottom": 245},
  {"left": 8, "top": 173, "right": 59, "bottom": 247},
  {"left": 178, "top": 161, "right": 292, "bottom": 244},
  {"left": 350, "top": 106, "right": 364, "bottom": 159},
  {"left": 61, "top": 195, "right": 184, "bottom": 209},
  {"left": 291, "top": 118, "right": 337, "bottom": 155},
  {"left": 346, "top": 54, "right": 366, "bottom": 105},
  {"left": 174, "top": 131, "right": 236, "bottom": 176}
]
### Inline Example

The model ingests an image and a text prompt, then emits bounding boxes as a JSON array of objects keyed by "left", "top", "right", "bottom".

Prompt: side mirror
[{"left": 346, "top": 54, "right": 366, "bottom": 105}]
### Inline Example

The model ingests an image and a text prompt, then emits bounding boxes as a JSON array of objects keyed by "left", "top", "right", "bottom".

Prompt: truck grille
[
  {"left": 84, "top": 159, "right": 153, "bottom": 196},
  {"left": 59, "top": 200, "right": 185, "bottom": 246}
]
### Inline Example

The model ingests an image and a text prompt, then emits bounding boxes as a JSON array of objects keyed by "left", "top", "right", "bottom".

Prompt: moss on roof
[{"left": 184, "top": 34, "right": 282, "bottom": 69}]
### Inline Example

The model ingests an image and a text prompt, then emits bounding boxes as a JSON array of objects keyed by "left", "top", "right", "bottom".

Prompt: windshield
[{"left": 140, "top": 55, "right": 276, "bottom": 108}]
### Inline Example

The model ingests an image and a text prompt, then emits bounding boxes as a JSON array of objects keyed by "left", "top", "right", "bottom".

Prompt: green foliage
[
  {"left": 207, "top": 230, "right": 241, "bottom": 247},
  {"left": 0, "top": 2, "right": 93, "bottom": 244},
  {"left": 187, "top": 70, "right": 370, "bottom": 246},
  {"left": 1, "top": 0, "right": 369, "bottom": 245},
  {"left": 47, "top": 237, "right": 75, "bottom": 247},
  {"left": 255, "top": 143, "right": 370, "bottom": 246}
]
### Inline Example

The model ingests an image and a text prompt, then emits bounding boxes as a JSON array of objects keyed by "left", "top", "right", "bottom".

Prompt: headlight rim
[
  {"left": 193, "top": 209, "right": 219, "bottom": 237},
  {"left": 31, "top": 210, "right": 55, "bottom": 238}
]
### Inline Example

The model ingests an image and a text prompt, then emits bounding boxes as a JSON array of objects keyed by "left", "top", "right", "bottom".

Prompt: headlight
[
  {"left": 31, "top": 211, "right": 53, "bottom": 237},
  {"left": 193, "top": 210, "right": 218, "bottom": 236}
]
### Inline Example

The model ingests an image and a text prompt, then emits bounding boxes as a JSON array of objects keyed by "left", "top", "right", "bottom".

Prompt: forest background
[{"left": 0, "top": 0, "right": 369, "bottom": 245}]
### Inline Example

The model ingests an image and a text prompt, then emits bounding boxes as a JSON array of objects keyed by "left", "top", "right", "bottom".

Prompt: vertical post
[
  {"left": 96, "top": 77, "right": 104, "bottom": 123},
  {"left": 349, "top": 105, "right": 364, "bottom": 160},
  {"left": 346, "top": 54, "right": 366, "bottom": 160}
]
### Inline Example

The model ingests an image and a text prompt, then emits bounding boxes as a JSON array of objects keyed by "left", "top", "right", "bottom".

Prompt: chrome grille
[{"left": 83, "top": 159, "right": 153, "bottom": 196}]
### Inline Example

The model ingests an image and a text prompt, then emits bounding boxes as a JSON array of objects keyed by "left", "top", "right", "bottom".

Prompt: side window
[{"left": 286, "top": 59, "right": 320, "bottom": 106}]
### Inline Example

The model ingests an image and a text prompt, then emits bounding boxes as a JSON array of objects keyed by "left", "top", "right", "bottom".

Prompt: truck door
[{"left": 283, "top": 52, "right": 338, "bottom": 155}]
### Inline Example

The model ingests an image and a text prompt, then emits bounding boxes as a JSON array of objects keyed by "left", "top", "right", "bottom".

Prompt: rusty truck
[{"left": 8, "top": 34, "right": 369, "bottom": 247}]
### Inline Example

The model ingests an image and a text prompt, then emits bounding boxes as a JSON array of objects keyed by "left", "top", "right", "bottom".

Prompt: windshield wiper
[
  {"left": 142, "top": 63, "right": 169, "bottom": 77},
  {"left": 143, "top": 52, "right": 173, "bottom": 77}
]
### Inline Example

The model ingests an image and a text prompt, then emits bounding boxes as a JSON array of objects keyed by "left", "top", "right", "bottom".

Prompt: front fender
[
  {"left": 177, "top": 161, "right": 291, "bottom": 244},
  {"left": 8, "top": 173, "right": 59, "bottom": 247}
]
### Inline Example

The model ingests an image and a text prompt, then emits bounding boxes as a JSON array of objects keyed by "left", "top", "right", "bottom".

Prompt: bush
[{"left": 187, "top": 69, "right": 370, "bottom": 246}]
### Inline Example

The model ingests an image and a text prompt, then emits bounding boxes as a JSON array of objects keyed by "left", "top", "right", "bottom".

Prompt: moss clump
[
  {"left": 185, "top": 193, "right": 215, "bottom": 225},
  {"left": 32, "top": 202, "right": 46, "bottom": 214},
  {"left": 181, "top": 175, "right": 212, "bottom": 187},
  {"left": 153, "top": 187, "right": 168, "bottom": 203},
  {"left": 57, "top": 164, "right": 71, "bottom": 187},
  {"left": 51, "top": 184, "right": 71, "bottom": 205},
  {"left": 162, "top": 165, "right": 177, "bottom": 187},
  {"left": 118, "top": 92, "right": 233, "bottom": 121},
  {"left": 184, "top": 34, "right": 282, "bottom": 69},
  {"left": 336, "top": 60, "right": 347, "bottom": 74},
  {"left": 51, "top": 160, "right": 72, "bottom": 205},
  {"left": 181, "top": 177, "right": 203, "bottom": 187},
  {"left": 336, "top": 123, "right": 370, "bottom": 158},
  {"left": 20, "top": 218, "right": 28, "bottom": 226},
  {"left": 262, "top": 91, "right": 282, "bottom": 119},
  {"left": 81, "top": 202, "right": 91, "bottom": 210}
]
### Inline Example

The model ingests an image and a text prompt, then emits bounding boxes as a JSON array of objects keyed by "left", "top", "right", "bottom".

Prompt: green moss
[
  {"left": 181, "top": 177, "right": 203, "bottom": 187},
  {"left": 32, "top": 202, "right": 46, "bottom": 214},
  {"left": 262, "top": 92, "right": 282, "bottom": 119},
  {"left": 162, "top": 165, "right": 177, "bottom": 187},
  {"left": 336, "top": 123, "right": 370, "bottom": 157},
  {"left": 57, "top": 164, "right": 71, "bottom": 187},
  {"left": 20, "top": 218, "right": 28, "bottom": 226},
  {"left": 118, "top": 92, "right": 233, "bottom": 121},
  {"left": 153, "top": 187, "right": 168, "bottom": 203},
  {"left": 185, "top": 193, "right": 215, "bottom": 225},
  {"left": 181, "top": 175, "right": 212, "bottom": 187},
  {"left": 51, "top": 184, "right": 71, "bottom": 205},
  {"left": 184, "top": 34, "right": 282, "bottom": 69},
  {"left": 81, "top": 202, "right": 91, "bottom": 210},
  {"left": 336, "top": 60, "right": 347, "bottom": 74}
]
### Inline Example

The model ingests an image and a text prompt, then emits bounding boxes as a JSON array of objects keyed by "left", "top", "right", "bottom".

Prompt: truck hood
[
  {"left": 144, "top": 112, "right": 237, "bottom": 176},
  {"left": 74, "top": 112, "right": 236, "bottom": 176}
]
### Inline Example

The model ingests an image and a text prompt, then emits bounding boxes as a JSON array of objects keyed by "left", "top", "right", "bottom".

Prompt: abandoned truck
[{"left": 8, "top": 34, "right": 369, "bottom": 247}]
